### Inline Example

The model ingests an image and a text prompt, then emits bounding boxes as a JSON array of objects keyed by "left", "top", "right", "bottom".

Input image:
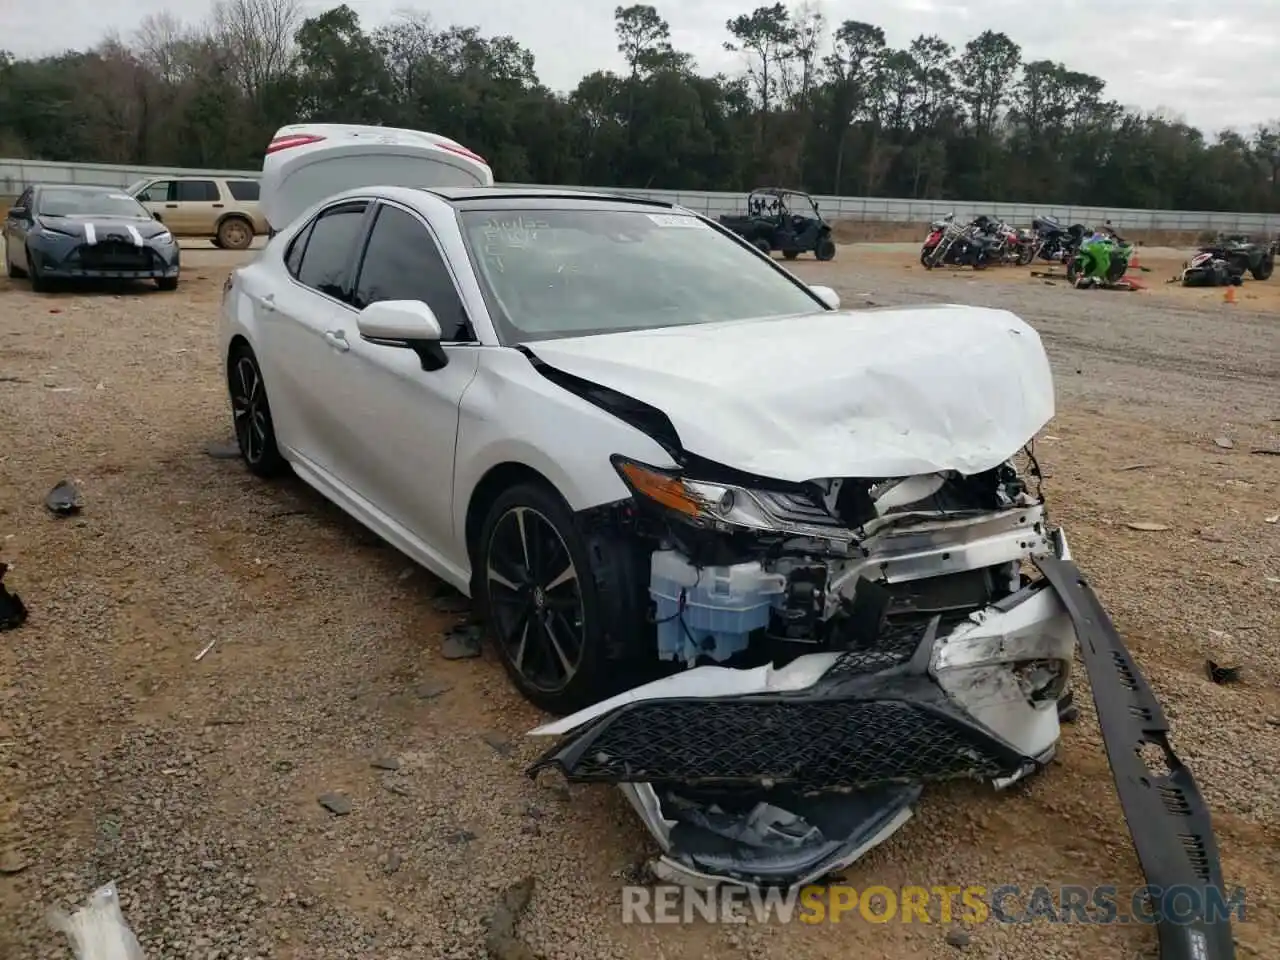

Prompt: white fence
[{"left": 4, "top": 156, "right": 1279, "bottom": 234}]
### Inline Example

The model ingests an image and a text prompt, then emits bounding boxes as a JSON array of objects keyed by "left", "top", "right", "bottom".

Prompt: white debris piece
[{"left": 48, "top": 881, "right": 144, "bottom": 960}]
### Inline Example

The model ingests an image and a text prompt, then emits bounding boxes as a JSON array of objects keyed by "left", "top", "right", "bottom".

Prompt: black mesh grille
[
  {"left": 826, "top": 612, "right": 973, "bottom": 678},
  {"left": 561, "top": 699, "right": 1016, "bottom": 789},
  {"left": 78, "top": 242, "right": 152, "bottom": 270}
]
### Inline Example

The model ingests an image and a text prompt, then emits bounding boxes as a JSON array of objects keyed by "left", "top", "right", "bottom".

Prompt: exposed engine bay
[{"left": 531, "top": 448, "right": 1079, "bottom": 887}]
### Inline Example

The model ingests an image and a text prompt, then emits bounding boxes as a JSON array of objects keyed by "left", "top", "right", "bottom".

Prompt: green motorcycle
[{"left": 1066, "top": 230, "right": 1134, "bottom": 287}]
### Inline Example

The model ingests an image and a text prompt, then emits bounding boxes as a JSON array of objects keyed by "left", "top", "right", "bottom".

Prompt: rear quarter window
[{"left": 226, "top": 180, "right": 260, "bottom": 202}]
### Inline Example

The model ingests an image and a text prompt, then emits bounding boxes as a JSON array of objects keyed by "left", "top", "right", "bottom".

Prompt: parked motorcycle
[
  {"left": 1030, "top": 215, "right": 1088, "bottom": 263},
  {"left": 920, "top": 214, "right": 999, "bottom": 270},
  {"left": 1179, "top": 251, "right": 1244, "bottom": 287},
  {"left": 1067, "top": 229, "right": 1134, "bottom": 287}
]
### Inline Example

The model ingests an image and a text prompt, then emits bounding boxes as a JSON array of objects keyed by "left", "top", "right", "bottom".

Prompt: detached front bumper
[{"left": 527, "top": 534, "right": 1235, "bottom": 960}]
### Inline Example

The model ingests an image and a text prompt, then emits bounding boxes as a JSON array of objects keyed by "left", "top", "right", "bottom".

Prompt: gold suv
[{"left": 127, "top": 175, "right": 268, "bottom": 250}]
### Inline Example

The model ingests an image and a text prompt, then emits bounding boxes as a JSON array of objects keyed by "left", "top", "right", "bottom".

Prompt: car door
[
  {"left": 5, "top": 187, "right": 34, "bottom": 271},
  {"left": 335, "top": 201, "right": 482, "bottom": 554},
  {"left": 171, "top": 179, "right": 223, "bottom": 236},
  {"left": 257, "top": 200, "right": 372, "bottom": 481},
  {"left": 134, "top": 180, "right": 172, "bottom": 227}
]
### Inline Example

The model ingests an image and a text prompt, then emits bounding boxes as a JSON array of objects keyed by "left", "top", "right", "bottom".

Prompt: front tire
[
  {"left": 156, "top": 276, "right": 179, "bottom": 291},
  {"left": 815, "top": 237, "right": 836, "bottom": 261},
  {"left": 475, "top": 482, "right": 649, "bottom": 715},
  {"left": 227, "top": 345, "right": 287, "bottom": 478},
  {"left": 26, "top": 245, "right": 47, "bottom": 292},
  {"left": 753, "top": 238, "right": 772, "bottom": 257},
  {"left": 1251, "top": 254, "right": 1273, "bottom": 281}
]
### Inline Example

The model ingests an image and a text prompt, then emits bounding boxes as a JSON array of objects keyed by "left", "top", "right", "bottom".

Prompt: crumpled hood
[
  {"left": 526, "top": 304, "right": 1055, "bottom": 481},
  {"left": 37, "top": 216, "right": 169, "bottom": 244}
]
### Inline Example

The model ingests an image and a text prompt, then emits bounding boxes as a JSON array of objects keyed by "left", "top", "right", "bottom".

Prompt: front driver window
[{"left": 351, "top": 204, "right": 470, "bottom": 340}]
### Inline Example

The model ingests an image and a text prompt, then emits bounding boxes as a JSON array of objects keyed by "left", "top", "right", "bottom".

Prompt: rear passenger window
[
  {"left": 175, "top": 180, "right": 218, "bottom": 202},
  {"left": 352, "top": 205, "right": 470, "bottom": 340},
  {"left": 227, "top": 180, "right": 260, "bottom": 201},
  {"left": 284, "top": 221, "right": 314, "bottom": 277},
  {"left": 295, "top": 203, "right": 367, "bottom": 299}
]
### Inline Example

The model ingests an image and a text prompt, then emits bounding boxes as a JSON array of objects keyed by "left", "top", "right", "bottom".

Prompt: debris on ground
[
  {"left": 44, "top": 479, "right": 83, "bottom": 516},
  {"left": 203, "top": 439, "right": 241, "bottom": 460},
  {"left": 431, "top": 591, "right": 472, "bottom": 614},
  {"left": 193, "top": 636, "right": 219, "bottom": 661},
  {"left": 414, "top": 679, "right": 453, "bottom": 700},
  {"left": 371, "top": 756, "right": 401, "bottom": 771},
  {"left": 0, "top": 562, "right": 28, "bottom": 630},
  {"left": 0, "top": 849, "right": 29, "bottom": 874},
  {"left": 48, "top": 881, "right": 144, "bottom": 960},
  {"left": 318, "top": 792, "right": 353, "bottom": 816},
  {"left": 1214, "top": 436, "right": 1235, "bottom": 449},
  {"left": 485, "top": 876, "right": 537, "bottom": 960},
  {"left": 441, "top": 623, "right": 483, "bottom": 660},
  {"left": 1205, "top": 661, "right": 1243, "bottom": 685},
  {"left": 1125, "top": 521, "right": 1171, "bottom": 531},
  {"left": 1251, "top": 447, "right": 1280, "bottom": 456}
]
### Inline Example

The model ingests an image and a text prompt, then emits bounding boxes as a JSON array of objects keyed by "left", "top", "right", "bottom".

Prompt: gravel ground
[{"left": 1, "top": 242, "right": 1277, "bottom": 959}]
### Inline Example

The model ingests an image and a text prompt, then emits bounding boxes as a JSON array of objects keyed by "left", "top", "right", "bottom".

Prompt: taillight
[
  {"left": 266, "top": 134, "right": 327, "bottom": 154},
  {"left": 436, "top": 141, "right": 487, "bottom": 166}
]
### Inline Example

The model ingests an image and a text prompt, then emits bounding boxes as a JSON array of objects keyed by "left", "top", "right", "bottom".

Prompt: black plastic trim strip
[{"left": 1036, "top": 557, "right": 1234, "bottom": 960}]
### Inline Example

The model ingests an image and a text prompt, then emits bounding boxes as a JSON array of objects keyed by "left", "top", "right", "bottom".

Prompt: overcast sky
[{"left": 3, "top": 0, "right": 1278, "bottom": 134}]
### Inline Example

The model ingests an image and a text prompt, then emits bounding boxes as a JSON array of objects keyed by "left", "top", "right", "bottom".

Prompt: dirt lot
[{"left": 1, "top": 240, "right": 1277, "bottom": 959}]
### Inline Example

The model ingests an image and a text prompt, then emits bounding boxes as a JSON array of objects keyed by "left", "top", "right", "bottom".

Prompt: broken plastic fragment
[
  {"left": 47, "top": 880, "right": 145, "bottom": 960},
  {"left": 0, "top": 562, "right": 27, "bottom": 631},
  {"left": 45, "top": 479, "right": 83, "bottom": 516}
]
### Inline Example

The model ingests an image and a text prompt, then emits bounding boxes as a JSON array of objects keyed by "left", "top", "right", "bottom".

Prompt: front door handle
[
  {"left": 323, "top": 330, "right": 350, "bottom": 353},
  {"left": 165, "top": 203, "right": 178, "bottom": 208},
  {"left": 255, "top": 292, "right": 276, "bottom": 312}
]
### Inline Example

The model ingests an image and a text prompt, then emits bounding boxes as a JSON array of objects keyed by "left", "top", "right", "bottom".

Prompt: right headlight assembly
[{"left": 610, "top": 456, "right": 810, "bottom": 534}]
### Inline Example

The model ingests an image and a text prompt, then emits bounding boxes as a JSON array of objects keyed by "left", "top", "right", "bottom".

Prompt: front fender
[{"left": 452, "top": 348, "right": 678, "bottom": 552}]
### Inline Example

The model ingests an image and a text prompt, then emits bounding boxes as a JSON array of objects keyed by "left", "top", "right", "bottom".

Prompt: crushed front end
[{"left": 530, "top": 451, "right": 1077, "bottom": 886}]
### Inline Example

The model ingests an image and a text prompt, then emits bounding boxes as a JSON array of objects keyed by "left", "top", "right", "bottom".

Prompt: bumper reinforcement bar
[{"left": 1036, "top": 557, "right": 1234, "bottom": 960}]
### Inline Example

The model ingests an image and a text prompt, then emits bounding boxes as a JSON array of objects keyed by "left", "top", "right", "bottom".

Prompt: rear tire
[
  {"left": 753, "top": 238, "right": 772, "bottom": 257},
  {"left": 216, "top": 216, "right": 254, "bottom": 251},
  {"left": 474, "top": 482, "right": 651, "bottom": 715},
  {"left": 783, "top": 250, "right": 799, "bottom": 261},
  {"left": 815, "top": 237, "right": 836, "bottom": 261},
  {"left": 227, "top": 344, "right": 288, "bottom": 478}
]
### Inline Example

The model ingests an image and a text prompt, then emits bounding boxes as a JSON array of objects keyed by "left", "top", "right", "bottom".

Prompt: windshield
[
  {"left": 37, "top": 189, "right": 150, "bottom": 219},
  {"left": 459, "top": 208, "right": 822, "bottom": 343}
]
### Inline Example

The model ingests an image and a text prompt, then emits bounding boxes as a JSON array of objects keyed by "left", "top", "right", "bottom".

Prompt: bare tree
[{"left": 210, "top": 0, "right": 302, "bottom": 103}]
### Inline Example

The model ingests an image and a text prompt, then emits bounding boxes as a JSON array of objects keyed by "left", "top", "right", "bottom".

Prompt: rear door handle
[
  {"left": 212, "top": 203, "right": 224, "bottom": 208},
  {"left": 323, "top": 330, "right": 350, "bottom": 353},
  {"left": 165, "top": 203, "right": 178, "bottom": 208},
  {"left": 253, "top": 292, "right": 276, "bottom": 312}
]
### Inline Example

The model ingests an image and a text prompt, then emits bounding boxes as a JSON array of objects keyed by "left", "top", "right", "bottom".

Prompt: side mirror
[
  {"left": 357, "top": 299, "right": 448, "bottom": 371},
  {"left": 153, "top": 212, "right": 163, "bottom": 221},
  {"left": 7, "top": 206, "right": 27, "bottom": 220},
  {"left": 810, "top": 285, "right": 840, "bottom": 310}
]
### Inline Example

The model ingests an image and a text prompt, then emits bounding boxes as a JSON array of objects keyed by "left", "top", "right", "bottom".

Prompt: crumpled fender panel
[{"left": 1034, "top": 558, "right": 1234, "bottom": 960}]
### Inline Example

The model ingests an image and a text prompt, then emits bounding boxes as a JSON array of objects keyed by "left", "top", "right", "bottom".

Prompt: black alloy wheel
[
  {"left": 228, "top": 346, "right": 286, "bottom": 477},
  {"left": 485, "top": 504, "right": 586, "bottom": 695},
  {"left": 475, "top": 481, "right": 652, "bottom": 715}
]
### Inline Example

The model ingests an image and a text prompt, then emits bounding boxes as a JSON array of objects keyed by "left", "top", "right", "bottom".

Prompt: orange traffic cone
[{"left": 1224, "top": 285, "right": 1237, "bottom": 304}]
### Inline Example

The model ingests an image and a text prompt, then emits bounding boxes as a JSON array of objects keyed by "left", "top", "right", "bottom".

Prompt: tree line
[{"left": 2, "top": 0, "right": 1279, "bottom": 213}]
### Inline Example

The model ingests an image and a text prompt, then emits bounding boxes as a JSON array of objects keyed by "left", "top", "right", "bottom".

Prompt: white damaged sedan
[{"left": 220, "top": 156, "right": 1231, "bottom": 927}]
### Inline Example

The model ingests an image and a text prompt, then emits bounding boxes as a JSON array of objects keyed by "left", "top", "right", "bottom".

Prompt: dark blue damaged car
[{"left": 4, "top": 184, "right": 181, "bottom": 292}]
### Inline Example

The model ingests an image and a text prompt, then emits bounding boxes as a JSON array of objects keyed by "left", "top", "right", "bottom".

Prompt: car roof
[
  {"left": 342, "top": 184, "right": 682, "bottom": 215},
  {"left": 33, "top": 183, "right": 124, "bottom": 193}
]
